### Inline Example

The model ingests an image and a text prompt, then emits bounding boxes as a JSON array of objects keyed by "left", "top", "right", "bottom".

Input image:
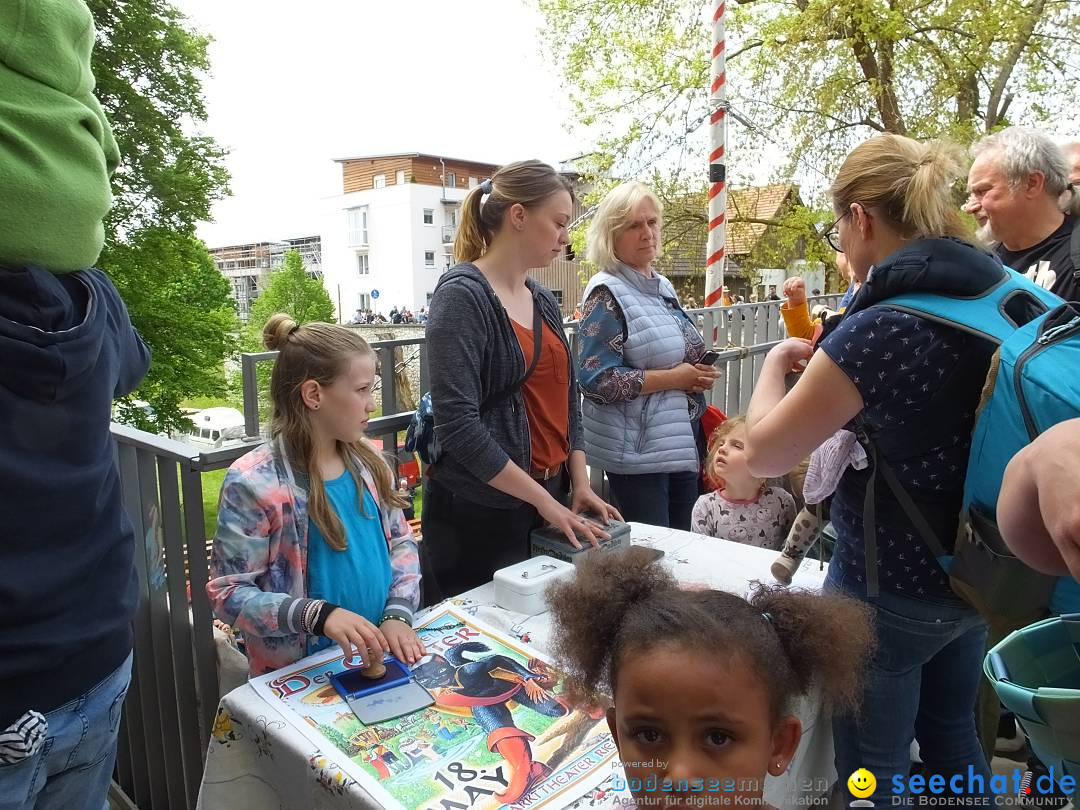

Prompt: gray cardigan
[{"left": 426, "top": 262, "right": 584, "bottom": 508}]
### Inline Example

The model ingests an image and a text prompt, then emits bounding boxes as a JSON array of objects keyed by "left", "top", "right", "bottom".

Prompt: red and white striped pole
[{"left": 703, "top": 0, "right": 728, "bottom": 309}]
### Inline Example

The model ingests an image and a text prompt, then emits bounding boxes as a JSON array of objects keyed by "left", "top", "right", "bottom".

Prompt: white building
[{"left": 319, "top": 153, "right": 500, "bottom": 321}]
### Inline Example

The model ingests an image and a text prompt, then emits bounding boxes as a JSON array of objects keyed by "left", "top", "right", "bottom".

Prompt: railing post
[{"left": 241, "top": 353, "right": 260, "bottom": 438}]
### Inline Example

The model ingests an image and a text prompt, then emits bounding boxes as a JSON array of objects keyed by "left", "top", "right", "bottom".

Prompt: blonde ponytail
[
  {"left": 831, "top": 134, "right": 969, "bottom": 241},
  {"left": 453, "top": 185, "right": 489, "bottom": 262},
  {"left": 450, "top": 160, "right": 574, "bottom": 264},
  {"left": 905, "top": 141, "right": 967, "bottom": 239}
]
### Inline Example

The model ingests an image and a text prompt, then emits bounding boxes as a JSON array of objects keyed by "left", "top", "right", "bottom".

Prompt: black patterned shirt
[{"left": 819, "top": 307, "right": 989, "bottom": 600}]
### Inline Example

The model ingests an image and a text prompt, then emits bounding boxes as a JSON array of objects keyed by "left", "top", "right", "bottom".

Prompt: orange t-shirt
[{"left": 511, "top": 318, "right": 570, "bottom": 472}]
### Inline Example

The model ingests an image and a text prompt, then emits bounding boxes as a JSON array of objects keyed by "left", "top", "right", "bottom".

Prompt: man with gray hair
[
  {"left": 966, "top": 126, "right": 1080, "bottom": 301},
  {"left": 1064, "top": 140, "right": 1080, "bottom": 185}
]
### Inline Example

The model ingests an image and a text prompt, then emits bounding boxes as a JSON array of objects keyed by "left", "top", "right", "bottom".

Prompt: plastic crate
[{"left": 984, "top": 613, "right": 1080, "bottom": 786}]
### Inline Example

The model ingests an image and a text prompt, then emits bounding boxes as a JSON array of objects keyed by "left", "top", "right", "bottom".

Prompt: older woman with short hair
[{"left": 576, "top": 182, "right": 719, "bottom": 529}]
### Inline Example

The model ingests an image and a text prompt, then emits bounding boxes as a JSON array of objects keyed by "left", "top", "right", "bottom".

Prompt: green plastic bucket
[{"left": 985, "top": 613, "right": 1080, "bottom": 785}]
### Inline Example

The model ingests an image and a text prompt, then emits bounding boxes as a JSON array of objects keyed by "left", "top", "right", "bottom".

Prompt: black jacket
[
  {"left": 0, "top": 266, "right": 150, "bottom": 728},
  {"left": 426, "top": 263, "right": 584, "bottom": 508}
]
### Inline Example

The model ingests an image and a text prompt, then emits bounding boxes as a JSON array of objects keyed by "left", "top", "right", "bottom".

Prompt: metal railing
[
  {"left": 240, "top": 297, "right": 841, "bottom": 432},
  {"left": 111, "top": 296, "right": 838, "bottom": 809}
]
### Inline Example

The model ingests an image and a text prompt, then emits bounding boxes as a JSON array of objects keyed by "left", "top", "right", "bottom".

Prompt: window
[
  {"left": 423, "top": 208, "right": 434, "bottom": 225},
  {"left": 552, "top": 289, "right": 564, "bottom": 306},
  {"left": 373, "top": 174, "right": 386, "bottom": 189},
  {"left": 347, "top": 207, "right": 368, "bottom": 245},
  {"left": 468, "top": 176, "right": 478, "bottom": 189},
  {"left": 358, "top": 293, "right": 371, "bottom": 311},
  {"left": 357, "top": 253, "right": 370, "bottom": 275},
  {"left": 424, "top": 251, "right": 436, "bottom": 267},
  {"left": 448, "top": 207, "right": 458, "bottom": 228},
  {"left": 396, "top": 169, "right": 405, "bottom": 184},
  {"left": 445, "top": 171, "right": 456, "bottom": 188}
]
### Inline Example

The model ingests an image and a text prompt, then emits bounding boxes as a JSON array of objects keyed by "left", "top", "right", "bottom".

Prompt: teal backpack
[{"left": 859, "top": 268, "right": 1080, "bottom": 619}]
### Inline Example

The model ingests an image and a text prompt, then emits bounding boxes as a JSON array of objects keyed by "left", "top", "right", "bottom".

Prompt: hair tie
[
  {"left": 288, "top": 324, "right": 300, "bottom": 336},
  {"left": 479, "top": 178, "right": 493, "bottom": 195},
  {"left": 761, "top": 611, "right": 774, "bottom": 626}
]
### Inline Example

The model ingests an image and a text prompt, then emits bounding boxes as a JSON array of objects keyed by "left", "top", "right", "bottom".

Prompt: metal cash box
[
  {"left": 492, "top": 555, "right": 576, "bottom": 615},
  {"left": 528, "top": 515, "right": 631, "bottom": 564}
]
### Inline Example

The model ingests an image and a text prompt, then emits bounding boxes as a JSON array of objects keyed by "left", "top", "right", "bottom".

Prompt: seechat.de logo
[{"left": 849, "top": 768, "right": 877, "bottom": 807}]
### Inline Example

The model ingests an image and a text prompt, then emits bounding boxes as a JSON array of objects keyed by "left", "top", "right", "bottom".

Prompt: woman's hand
[
  {"left": 570, "top": 485, "right": 623, "bottom": 523},
  {"left": 671, "top": 362, "right": 720, "bottom": 393},
  {"left": 537, "top": 496, "right": 609, "bottom": 550},
  {"left": 322, "top": 609, "right": 388, "bottom": 665},
  {"left": 766, "top": 338, "right": 814, "bottom": 373},
  {"left": 783, "top": 277, "right": 807, "bottom": 307},
  {"left": 380, "top": 618, "right": 426, "bottom": 665}
]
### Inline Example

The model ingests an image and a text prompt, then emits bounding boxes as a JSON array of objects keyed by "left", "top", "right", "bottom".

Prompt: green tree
[
  {"left": 538, "top": 0, "right": 1079, "bottom": 279},
  {"left": 109, "top": 230, "right": 239, "bottom": 432},
  {"left": 238, "top": 252, "right": 335, "bottom": 429},
  {"left": 87, "top": 0, "right": 229, "bottom": 236},
  {"left": 86, "top": 0, "right": 235, "bottom": 432},
  {"left": 246, "top": 251, "right": 336, "bottom": 345}
]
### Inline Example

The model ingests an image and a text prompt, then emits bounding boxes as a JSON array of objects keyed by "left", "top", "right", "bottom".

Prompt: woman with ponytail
[
  {"left": 743, "top": 134, "right": 1001, "bottom": 802},
  {"left": 423, "top": 160, "right": 618, "bottom": 603},
  {"left": 207, "top": 315, "right": 424, "bottom": 675},
  {"left": 548, "top": 548, "right": 873, "bottom": 808}
]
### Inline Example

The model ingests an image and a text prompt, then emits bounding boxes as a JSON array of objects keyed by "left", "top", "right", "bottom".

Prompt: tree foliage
[
  {"left": 109, "top": 230, "right": 238, "bottom": 432},
  {"left": 87, "top": 0, "right": 230, "bottom": 237},
  {"left": 86, "top": 0, "right": 235, "bottom": 432},
  {"left": 245, "top": 251, "right": 336, "bottom": 348},
  {"left": 539, "top": 0, "right": 1079, "bottom": 279}
]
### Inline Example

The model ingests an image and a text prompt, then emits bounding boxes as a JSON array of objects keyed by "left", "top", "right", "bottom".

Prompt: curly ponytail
[{"left": 548, "top": 549, "right": 874, "bottom": 719}]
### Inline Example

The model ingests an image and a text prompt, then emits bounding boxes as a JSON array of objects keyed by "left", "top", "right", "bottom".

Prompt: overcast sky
[
  {"left": 173, "top": 0, "right": 583, "bottom": 247},
  {"left": 172, "top": 1, "right": 1079, "bottom": 249}
]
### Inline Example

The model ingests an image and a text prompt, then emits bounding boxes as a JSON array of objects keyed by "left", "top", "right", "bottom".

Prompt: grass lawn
[{"left": 201, "top": 468, "right": 227, "bottom": 534}]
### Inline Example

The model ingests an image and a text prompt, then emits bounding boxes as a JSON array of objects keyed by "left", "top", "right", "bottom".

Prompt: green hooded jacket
[{"left": 0, "top": 0, "right": 119, "bottom": 273}]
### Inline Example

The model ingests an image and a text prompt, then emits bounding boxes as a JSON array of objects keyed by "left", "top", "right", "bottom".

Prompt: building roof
[
  {"left": 332, "top": 152, "right": 500, "bottom": 168},
  {"left": 724, "top": 184, "right": 799, "bottom": 256},
  {"left": 654, "top": 183, "right": 803, "bottom": 278}
]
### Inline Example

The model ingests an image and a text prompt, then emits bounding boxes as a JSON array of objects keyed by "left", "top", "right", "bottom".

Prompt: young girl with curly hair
[{"left": 548, "top": 548, "right": 873, "bottom": 808}]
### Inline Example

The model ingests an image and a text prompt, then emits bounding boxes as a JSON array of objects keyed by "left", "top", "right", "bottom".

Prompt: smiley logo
[{"left": 847, "top": 768, "right": 876, "bottom": 798}]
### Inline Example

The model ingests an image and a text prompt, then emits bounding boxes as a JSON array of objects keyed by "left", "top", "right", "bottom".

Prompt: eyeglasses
[{"left": 824, "top": 211, "right": 849, "bottom": 253}]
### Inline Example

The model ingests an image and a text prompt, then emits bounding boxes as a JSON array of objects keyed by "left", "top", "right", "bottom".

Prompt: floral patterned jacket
[{"left": 207, "top": 438, "right": 421, "bottom": 676}]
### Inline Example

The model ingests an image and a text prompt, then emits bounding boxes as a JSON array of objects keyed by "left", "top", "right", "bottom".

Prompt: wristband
[
  {"left": 380, "top": 614, "right": 410, "bottom": 628},
  {"left": 312, "top": 601, "right": 339, "bottom": 636}
]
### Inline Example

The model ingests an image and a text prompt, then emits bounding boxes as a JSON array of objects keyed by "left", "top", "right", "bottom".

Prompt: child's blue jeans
[{"left": 0, "top": 651, "right": 132, "bottom": 810}]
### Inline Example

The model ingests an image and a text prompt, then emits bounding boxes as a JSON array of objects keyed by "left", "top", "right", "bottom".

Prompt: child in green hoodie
[
  {"left": 0, "top": 4, "right": 151, "bottom": 810},
  {"left": 0, "top": 0, "right": 121, "bottom": 273}
]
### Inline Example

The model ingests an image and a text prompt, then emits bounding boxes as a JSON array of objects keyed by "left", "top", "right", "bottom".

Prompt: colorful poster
[{"left": 250, "top": 607, "right": 617, "bottom": 810}]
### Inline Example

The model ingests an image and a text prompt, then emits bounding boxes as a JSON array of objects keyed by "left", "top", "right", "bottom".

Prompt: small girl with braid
[
  {"left": 692, "top": 417, "right": 797, "bottom": 549},
  {"left": 547, "top": 548, "right": 874, "bottom": 809}
]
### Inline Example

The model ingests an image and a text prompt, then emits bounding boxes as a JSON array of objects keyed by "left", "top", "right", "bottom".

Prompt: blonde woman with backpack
[{"left": 745, "top": 134, "right": 999, "bottom": 805}]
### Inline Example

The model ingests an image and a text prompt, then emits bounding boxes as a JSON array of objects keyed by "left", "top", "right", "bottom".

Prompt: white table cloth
[{"left": 197, "top": 523, "right": 835, "bottom": 809}]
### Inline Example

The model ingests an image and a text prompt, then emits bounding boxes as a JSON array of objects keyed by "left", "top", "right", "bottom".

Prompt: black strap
[
  {"left": 858, "top": 424, "right": 950, "bottom": 597},
  {"left": 480, "top": 298, "right": 543, "bottom": 413}
]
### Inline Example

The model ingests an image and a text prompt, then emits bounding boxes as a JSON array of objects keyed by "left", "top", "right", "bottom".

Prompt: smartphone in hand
[{"left": 699, "top": 349, "right": 722, "bottom": 366}]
